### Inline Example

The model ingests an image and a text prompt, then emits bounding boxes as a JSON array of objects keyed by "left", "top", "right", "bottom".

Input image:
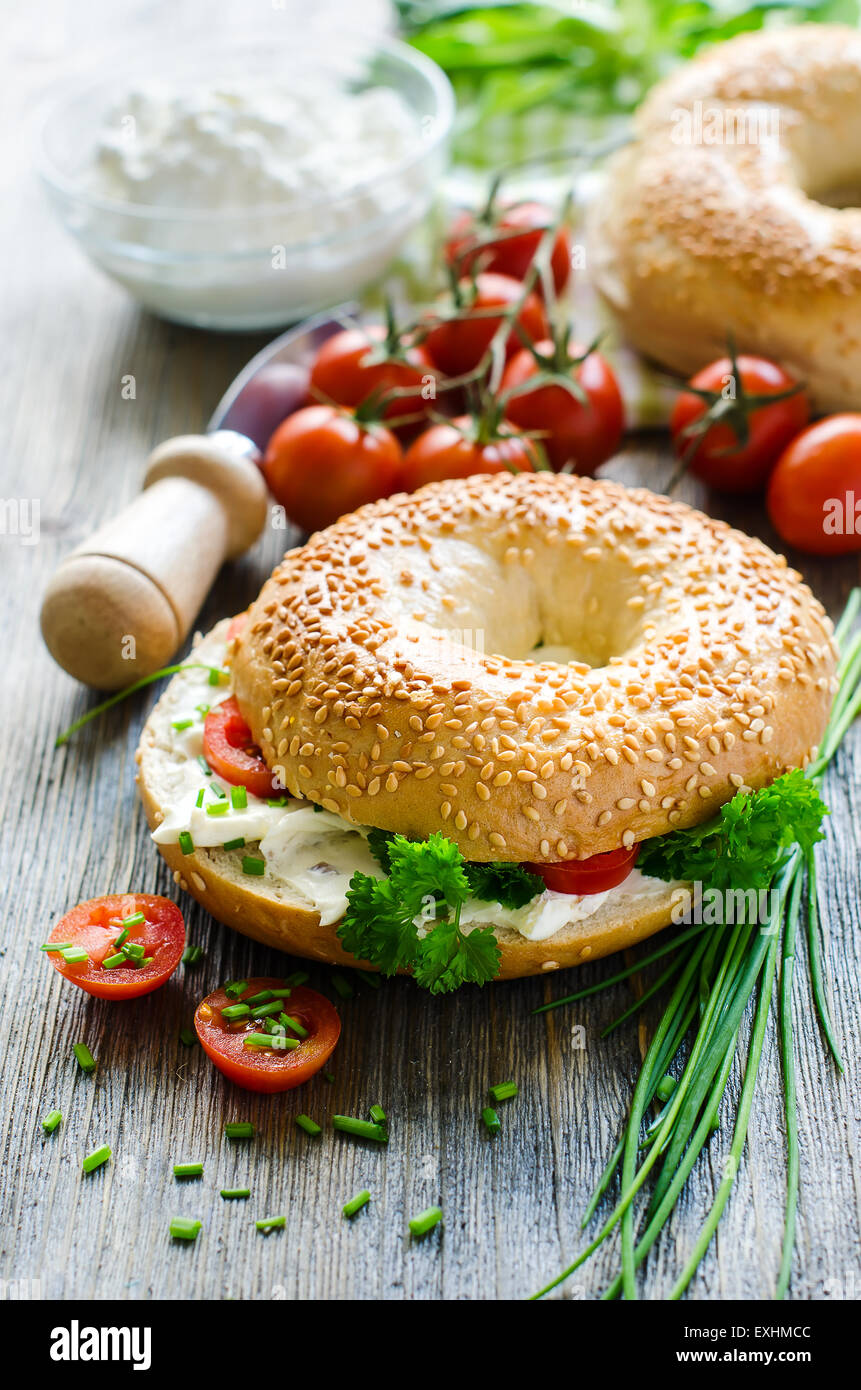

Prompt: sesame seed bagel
[
  {"left": 588, "top": 24, "right": 861, "bottom": 412},
  {"left": 231, "top": 471, "right": 837, "bottom": 864}
]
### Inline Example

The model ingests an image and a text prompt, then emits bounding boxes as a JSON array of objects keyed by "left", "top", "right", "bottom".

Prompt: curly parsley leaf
[
  {"left": 339, "top": 832, "right": 500, "bottom": 991},
  {"left": 465, "top": 860, "right": 543, "bottom": 909},
  {"left": 638, "top": 770, "right": 828, "bottom": 891},
  {"left": 366, "top": 827, "right": 396, "bottom": 872}
]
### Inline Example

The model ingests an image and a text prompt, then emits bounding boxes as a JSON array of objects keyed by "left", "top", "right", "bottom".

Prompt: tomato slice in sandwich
[
  {"left": 195, "top": 979, "right": 341, "bottom": 1093},
  {"left": 203, "top": 697, "right": 284, "bottom": 800},
  {"left": 44, "top": 894, "right": 186, "bottom": 999},
  {"left": 525, "top": 845, "right": 640, "bottom": 895}
]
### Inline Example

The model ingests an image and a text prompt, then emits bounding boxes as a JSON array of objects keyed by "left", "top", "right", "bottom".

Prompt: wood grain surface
[{"left": 1, "top": 1, "right": 860, "bottom": 1304}]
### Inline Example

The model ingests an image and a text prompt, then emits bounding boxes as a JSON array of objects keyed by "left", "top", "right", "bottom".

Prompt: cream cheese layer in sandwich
[{"left": 149, "top": 639, "right": 671, "bottom": 938}]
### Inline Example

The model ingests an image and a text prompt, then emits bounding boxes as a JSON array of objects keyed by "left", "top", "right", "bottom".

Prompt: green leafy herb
[
  {"left": 366, "top": 826, "right": 542, "bottom": 908},
  {"left": 339, "top": 832, "right": 501, "bottom": 993},
  {"left": 638, "top": 770, "right": 828, "bottom": 890}
]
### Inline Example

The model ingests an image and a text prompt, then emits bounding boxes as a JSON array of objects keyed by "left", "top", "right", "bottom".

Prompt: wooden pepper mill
[{"left": 40, "top": 432, "right": 268, "bottom": 690}]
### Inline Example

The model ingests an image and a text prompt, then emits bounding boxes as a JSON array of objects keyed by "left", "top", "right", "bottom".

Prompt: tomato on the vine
[
  {"left": 423, "top": 273, "right": 548, "bottom": 378},
  {"left": 445, "top": 201, "right": 571, "bottom": 295},
  {"left": 262, "top": 405, "right": 403, "bottom": 532},
  {"left": 195, "top": 978, "right": 341, "bottom": 1093},
  {"left": 400, "top": 416, "right": 537, "bottom": 491},
  {"left": 767, "top": 414, "right": 861, "bottom": 556},
  {"left": 670, "top": 354, "right": 809, "bottom": 494},
  {"left": 525, "top": 846, "right": 639, "bottom": 896},
  {"left": 308, "top": 323, "right": 435, "bottom": 423},
  {"left": 501, "top": 337, "right": 624, "bottom": 474}
]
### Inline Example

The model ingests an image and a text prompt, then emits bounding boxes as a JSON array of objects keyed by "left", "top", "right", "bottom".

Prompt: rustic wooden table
[{"left": 1, "top": 2, "right": 859, "bottom": 1304}]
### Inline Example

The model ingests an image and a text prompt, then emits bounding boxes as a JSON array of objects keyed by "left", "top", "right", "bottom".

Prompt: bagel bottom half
[{"left": 136, "top": 623, "right": 683, "bottom": 981}]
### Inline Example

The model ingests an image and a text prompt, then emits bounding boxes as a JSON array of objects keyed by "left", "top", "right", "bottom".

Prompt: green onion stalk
[{"left": 533, "top": 588, "right": 860, "bottom": 1300}]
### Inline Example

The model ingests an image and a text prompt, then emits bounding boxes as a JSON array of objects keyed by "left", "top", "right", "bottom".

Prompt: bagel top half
[{"left": 231, "top": 472, "right": 837, "bottom": 865}]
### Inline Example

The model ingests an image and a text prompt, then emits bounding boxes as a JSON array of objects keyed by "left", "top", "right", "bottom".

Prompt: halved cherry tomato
[
  {"left": 670, "top": 355, "right": 809, "bottom": 494},
  {"left": 767, "top": 414, "right": 861, "bottom": 555},
  {"left": 308, "top": 324, "right": 436, "bottom": 423},
  {"left": 501, "top": 339, "right": 624, "bottom": 474},
  {"left": 446, "top": 201, "right": 571, "bottom": 295},
  {"left": 525, "top": 845, "right": 640, "bottom": 895},
  {"left": 423, "top": 273, "right": 548, "bottom": 378},
  {"left": 203, "top": 697, "right": 283, "bottom": 800},
  {"left": 400, "top": 416, "right": 537, "bottom": 491},
  {"left": 195, "top": 978, "right": 341, "bottom": 1093},
  {"left": 262, "top": 405, "right": 403, "bottom": 533},
  {"left": 44, "top": 894, "right": 185, "bottom": 1000}
]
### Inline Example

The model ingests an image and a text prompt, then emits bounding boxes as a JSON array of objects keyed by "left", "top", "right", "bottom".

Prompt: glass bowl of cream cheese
[{"left": 37, "top": 29, "right": 454, "bottom": 330}]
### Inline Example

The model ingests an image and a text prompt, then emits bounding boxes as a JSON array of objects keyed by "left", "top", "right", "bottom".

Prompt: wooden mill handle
[{"left": 40, "top": 433, "right": 268, "bottom": 690}]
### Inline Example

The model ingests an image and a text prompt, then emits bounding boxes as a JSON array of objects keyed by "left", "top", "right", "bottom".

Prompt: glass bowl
[{"left": 37, "top": 30, "right": 454, "bottom": 331}]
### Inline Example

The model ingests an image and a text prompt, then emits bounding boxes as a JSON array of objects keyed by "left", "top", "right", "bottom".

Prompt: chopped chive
[
  {"left": 220, "top": 1188, "right": 250, "bottom": 1200},
  {"left": 195, "top": 703, "right": 210, "bottom": 717},
  {"left": 488, "top": 1080, "right": 518, "bottom": 1104},
  {"left": 82, "top": 1145, "right": 111, "bottom": 1174},
  {"left": 195, "top": 789, "right": 205, "bottom": 808},
  {"left": 172, "top": 718, "right": 193, "bottom": 731},
  {"left": 343, "top": 1189, "right": 371, "bottom": 1219},
  {"left": 284, "top": 971, "right": 310, "bottom": 987},
  {"left": 122, "top": 912, "right": 145, "bottom": 927},
  {"left": 242, "top": 856, "right": 265, "bottom": 877},
  {"left": 141, "top": 956, "right": 154, "bottom": 967},
  {"left": 179, "top": 1027, "right": 197, "bottom": 1047},
  {"left": 323, "top": 1071, "right": 335, "bottom": 1084},
  {"left": 369, "top": 1104, "right": 387, "bottom": 1125},
  {"left": 169, "top": 1217, "right": 201, "bottom": 1241},
  {"left": 73, "top": 1043, "right": 96, "bottom": 1073},
  {"left": 102, "top": 952, "right": 127, "bottom": 970},
  {"left": 256, "top": 1215, "right": 285, "bottom": 1233},
  {"left": 224, "top": 979, "right": 248, "bottom": 1000},
  {"left": 267, "top": 796, "right": 289, "bottom": 807},
  {"left": 179, "top": 831, "right": 194, "bottom": 855},
  {"left": 173, "top": 1162, "right": 203, "bottom": 1178},
  {"left": 182, "top": 945, "right": 204, "bottom": 966},
  {"left": 279, "top": 1012, "right": 308, "bottom": 1038},
  {"left": 331, "top": 973, "right": 354, "bottom": 1000},
  {"left": 208, "top": 668, "right": 227, "bottom": 686},
  {"left": 268, "top": 988, "right": 293, "bottom": 1000},
  {"left": 251, "top": 1000, "right": 282, "bottom": 1018},
  {"left": 244, "top": 990, "right": 274, "bottom": 1006},
  {"left": 197, "top": 755, "right": 212, "bottom": 776},
  {"left": 123, "top": 941, "right": 145, "bottom": 959},
  {"left": 244, "top": 1032, "right": 299, "bottom": 1050},
  {"left": 409, "top": 1206, "right": 443, "bottom": 1238},
  {"left": 224, "top": 1122, "right": 254, "bottom": 1140},
  {"left": 40, "top": 941, "right": 72, "bottom": 952},
  {"left": 356, "top": 970, "right": 381, "bottom": 989},
  {"left": 206, "top": 800, "right": 229, "bottom": 817},
  {"left": 482, "top": 1106, "right": 501, "bottom": 1135},
  {"left": 221, "top": 1003, "right": 251, "bottom": 1021},
  {"left": 295, "top": 1114, "right": 322, "bottom": 1137},
  {"left": 230, "top": 786, "right": 248, "bottom": 810},
  {"left": 223, "top": 837, "right": 246, "bottom": 852},
  {"left": 332, "top": 1116, "right": 388, "bottom": 1144},
  {"left": 112, "top": 927, "right": 130, "bottom": 948},
  {"left": 41, "top": 1110, "right": 62, "bottom": 1134},
  {"left": 62, "top": 947, "right": 89, "bottom": 965},
  {"left": 209, "top": 783, "right": 227, "bottom": 799}
]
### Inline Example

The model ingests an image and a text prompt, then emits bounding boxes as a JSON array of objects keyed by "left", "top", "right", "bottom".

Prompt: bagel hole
[{"left": 811, "top": 184, "right": 861, "bottom": 210}]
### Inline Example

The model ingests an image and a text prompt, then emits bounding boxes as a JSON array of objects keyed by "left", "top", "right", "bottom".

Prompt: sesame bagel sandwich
[{"left": 136, "top": 472, "right": 837, "bottom": 988}]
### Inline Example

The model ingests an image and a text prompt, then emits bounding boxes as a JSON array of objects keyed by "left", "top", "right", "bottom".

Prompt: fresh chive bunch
[{"left": 534, "top": 588, "right": 861, "bottom": 1300}]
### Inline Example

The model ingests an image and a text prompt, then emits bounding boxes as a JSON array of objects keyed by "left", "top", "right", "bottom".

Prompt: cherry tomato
[
  {"left": 308, "top": 325, "right": 436, "bottom": 423},
  {"left": 525, "top": 846, "right": 640, "bottom": 896},
  {"left": 400, "top": 416, "right": 537, "bottom": 491},
  {"left": 670, "top": 356, "right": 809, "bottom": 494},
  {"left": 204, "top": 697, "right": 283, "bottom": 800},
  {"left": 423, "top": 273, "right": 548, "bottom": 378},
  {"left": 446, "top": 202, "right": 571, "bottom": 295},
  {"left": 194, "top": 978, "right": 341, "bottom": 1093},
  {"left": 262, "top": 405, "right": 403, "bottom": 532},
  {"left": 501, "top": 340, "right": 624, "bottom": 474},
  {"left": 44, "top": 894, "right": 185, "bottom": 1000},
  {"left": 767, "top": 414, "right": 861, "bottom": 556}
]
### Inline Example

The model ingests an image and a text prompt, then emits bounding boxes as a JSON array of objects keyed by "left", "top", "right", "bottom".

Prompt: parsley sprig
[{"left": 340, "top": 832, "right": 506, "bottom": 993}]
